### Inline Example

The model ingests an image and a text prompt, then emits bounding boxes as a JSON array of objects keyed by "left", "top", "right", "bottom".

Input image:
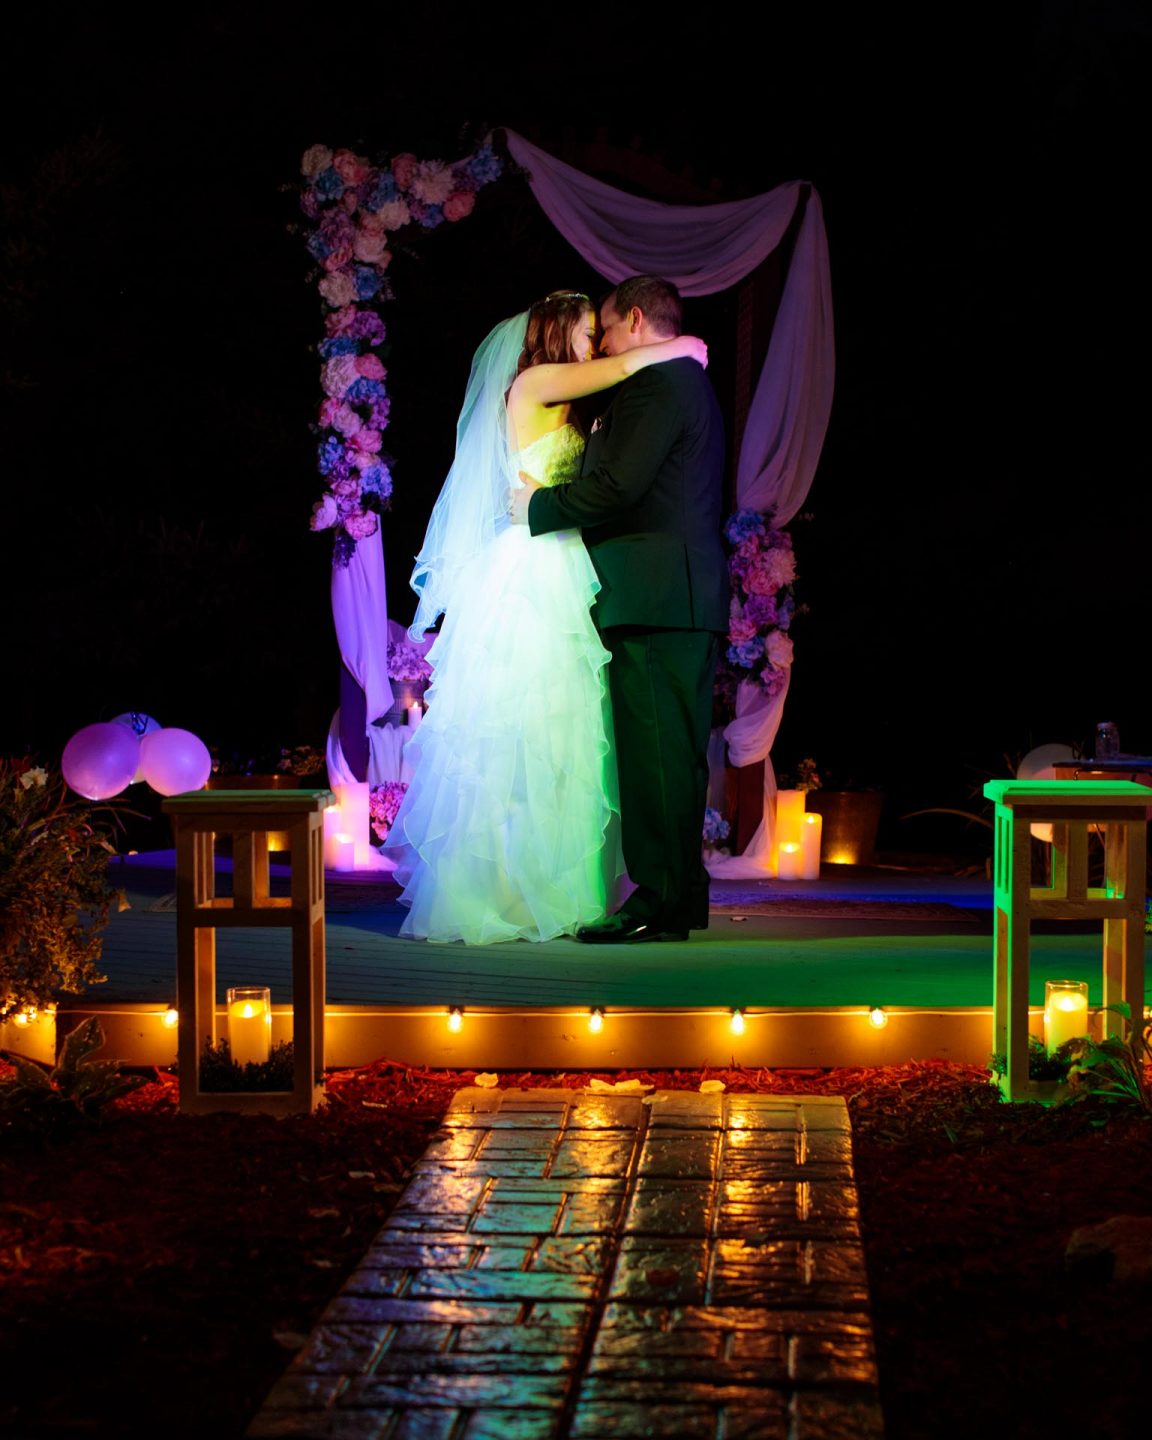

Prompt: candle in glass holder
[
  {"left": 406, "top": 704, "right": 423, "bottom": 729},
  {"left": 799, "top": 813, "right": 823, "bottom": 879},
  {"left": 777, "top": 842, "right": 802, "bottom": 880},
  {"left": 1044, "top": 979, "right": 1089, "bottom": 1054},
  {"left": 227, "top": 985, "right": 271, "bottom": 1066}
]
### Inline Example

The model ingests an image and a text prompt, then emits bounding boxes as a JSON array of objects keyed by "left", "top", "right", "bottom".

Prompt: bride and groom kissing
[{"left": 383, "top": 276, "right": 728, "bottom": 947}]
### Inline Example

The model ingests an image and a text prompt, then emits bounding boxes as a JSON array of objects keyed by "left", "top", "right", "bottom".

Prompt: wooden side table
[
  {"left": 984, "top": 779, "right": 1149, "bottom": 1102},
  {"left": 162, "top": 788, "right": 333, "bottom": 1115}
]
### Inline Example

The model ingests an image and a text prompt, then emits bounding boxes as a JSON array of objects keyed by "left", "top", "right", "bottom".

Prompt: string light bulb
[
  {"left": 447, "top": 1007, "right": 464, "bottom": 1033},
  {"left": 162, "top": 1006, "right": 179, "bottom": 1030},
  {"left": 588, "top": 1007, "right": 605, "bottom": 1034},
  {"left": 729, "top": 1008, "right": 746, "bottom": 1036},
  {"left": 868, "top": 1006, "right": 888, "bottom": 1029}
]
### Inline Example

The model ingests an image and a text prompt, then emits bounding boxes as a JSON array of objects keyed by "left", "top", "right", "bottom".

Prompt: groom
[{"left": 511, "top": 275, "right": 728, "bottom": 941}]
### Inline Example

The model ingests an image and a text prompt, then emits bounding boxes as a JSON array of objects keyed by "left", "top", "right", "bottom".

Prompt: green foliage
[
  {"left": 989, "top": 1036, "right": 1073, "bottom": 1082},
  {"left": 199, "top": 1038, "right": 296, "bottom": 1092},
  {"left": 0, "top": 1017, "right": 146, "bottom": 1134},
  {"left": 1061, "top": 1003, "right": 1152, "bottom": 1113},
  {"left": 0, "top": 758, "right": 123, "bottom": 1018}
]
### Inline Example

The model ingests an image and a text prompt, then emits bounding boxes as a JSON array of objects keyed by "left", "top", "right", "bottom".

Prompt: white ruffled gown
[{"left": 383, "top": 423, "right": 621, "bottom": 943}]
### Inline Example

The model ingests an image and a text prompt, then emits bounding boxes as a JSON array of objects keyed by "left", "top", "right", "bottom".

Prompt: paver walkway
[{"left": 247, "top": 1088, "right": 884, "bottom": 1439}]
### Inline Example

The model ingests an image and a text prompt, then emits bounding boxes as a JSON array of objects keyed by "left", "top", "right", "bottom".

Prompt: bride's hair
[{"left": 516, "top": 291, "right": 591, "bottom": 374}]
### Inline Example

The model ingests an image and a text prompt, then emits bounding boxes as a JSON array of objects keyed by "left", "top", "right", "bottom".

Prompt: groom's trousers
[{"left": 604, "top": 626, "right": 721, "bottom": 930}]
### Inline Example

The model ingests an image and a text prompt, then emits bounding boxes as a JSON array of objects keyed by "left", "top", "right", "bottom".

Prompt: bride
[{"left": 383, "top": 290, "right": 707, "bottom": 943}]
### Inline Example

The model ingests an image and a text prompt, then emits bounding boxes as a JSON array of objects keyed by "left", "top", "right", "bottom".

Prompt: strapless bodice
[{"left": 513, "top": 422, "right": 584, "bottom": 488}]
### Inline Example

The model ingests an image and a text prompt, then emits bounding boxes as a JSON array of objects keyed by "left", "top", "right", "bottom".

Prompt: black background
[{"left": 2, "top": 6, "right": 1148, "bottom": 852}]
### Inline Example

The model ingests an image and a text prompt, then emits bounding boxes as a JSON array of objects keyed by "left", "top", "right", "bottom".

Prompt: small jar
[{"left": 1095, "top": 722, "right": 1120, "bottom": 760}]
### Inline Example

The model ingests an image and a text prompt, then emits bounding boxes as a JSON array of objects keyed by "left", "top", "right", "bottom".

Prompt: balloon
[
  {"left": 112, "top": 711, "right": 162, "bottom": 737},
  {"left": 111, "top": 713, "right": 162, "bottom": 781},
  {"left": 1017, "top": 743, "right": 1077, "bottom": 843},
  {"left": 1017, "top": 743, "right": 1077, "bottom": 781},
  {"left": 140, "top": 728, "right": 212, "bottom": 797},
  {"left": 62, "top": 723, "right": 141, "bottom": 800}
]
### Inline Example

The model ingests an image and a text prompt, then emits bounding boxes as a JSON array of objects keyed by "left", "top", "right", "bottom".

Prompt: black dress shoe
[{"left": 576, "top": 913, "right": 688, "bottom": 944}]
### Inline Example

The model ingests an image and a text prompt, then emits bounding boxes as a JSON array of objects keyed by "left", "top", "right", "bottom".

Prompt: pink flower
[
  {"left": 319, "top": 272, "right": 357, "bottom": 308},
  {"left": 343, "top": 509, "right": 379, "bottom": 542},
  {"left": 443, "top": 190, "right": 476, "bottom": 222},
  {"left": 351, "top": 447, "right": 384, "bottom": 471},
  {"left": 744, "top": 564, "right": 778, "bottom": 597},
  {"left": 410, "top": 160, "right": 454, "bottom": 205},
  {"left": 332, "top": 149, "right": 372, "bottom": 185},
  {"left": 348, "top": 427, "right": 382, "bottom": 454},
  {"left": 330, "top": 475, "right": 361, "bottom": 499},
  {"left": 331, "top": 403, "right": 362, "bottom": 439},
  {"left": 301, "top": 144, "right": 333, "bottom": 178},
  {"left": 391, "top": 153, "right": 418, "bottom": 190},
  {"left": 322, "top": 356, "right": 360, "bottom": 399},
  {"left": 325, "top": 305, "right": 360, "bottom": 336},
  {"left": 763, "top": 549, "right": 797, "bottom": 588},
  {"left": 765, "top": 631, "right": 794, "bottom": 668},
  {"left": 321, "top": 240, "right": 353, "bottom": 271},
  {"left": 353, "top": 230, "right": 390, "bottom": 264},
  {"left": 374, "top": 198, "right": 411, "bottom": 232},
  {"left": 728, "top": 616, "right": 758, "bottom": 643},
  {"left": 310, "top": 494, "right": 339, "bottom": 531},
  {"left": 319, "top": 397, "right": 341, "bottom": 427},
  {"left": 355, "top": 354, "right": 386, "bottom": 380}
]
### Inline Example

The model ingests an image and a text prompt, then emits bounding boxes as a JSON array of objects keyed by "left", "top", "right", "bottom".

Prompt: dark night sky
[{"left": 2, "top": 5, "right": 1148, "bottom": 847}]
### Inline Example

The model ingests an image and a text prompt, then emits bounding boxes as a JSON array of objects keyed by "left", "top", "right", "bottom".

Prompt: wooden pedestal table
[
  {"left": 162, "top": 788, "right": 333, "bottom": 1115},
  {"left": 984, "top": 779, "right": 1149, "bottom": 1102}
]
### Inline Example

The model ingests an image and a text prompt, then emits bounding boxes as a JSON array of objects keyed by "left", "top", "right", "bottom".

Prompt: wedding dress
[{"left": 383, "top": 422, "right": 620, "bottom": 943}]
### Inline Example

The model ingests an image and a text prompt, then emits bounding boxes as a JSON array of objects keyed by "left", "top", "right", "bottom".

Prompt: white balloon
[
  {"left": 1017, "top": 743, "right": 1077, "bottom": 781},
  {"left": 140, "top": 728, "right": 212, "bottom": 797},
  {"left": 62, "top": 723, "right": 141, "bottom": 800},
  {"left": 111, "top": 713, "right": 162, "bottom": 781}
]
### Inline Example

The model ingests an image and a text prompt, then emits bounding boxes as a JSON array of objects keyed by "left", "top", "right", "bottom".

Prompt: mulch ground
[{"left": 2, "top": 1058, "right": 1151, "bottom": 1439}]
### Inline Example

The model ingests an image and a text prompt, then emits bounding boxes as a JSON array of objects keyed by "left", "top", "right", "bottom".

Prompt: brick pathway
[{"left": 247, "top": 1089, "right": 884, "bottom": 1439}]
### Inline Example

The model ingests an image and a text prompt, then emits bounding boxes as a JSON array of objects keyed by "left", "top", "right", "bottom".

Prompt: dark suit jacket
[{"left": 528, "top": 359, "right": 728, "bottom": 632}]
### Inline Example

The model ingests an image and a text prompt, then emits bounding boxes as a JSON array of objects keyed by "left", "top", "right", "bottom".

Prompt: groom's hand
[{"left": 508, "top": 471, "right": 540, "bottom": 525}]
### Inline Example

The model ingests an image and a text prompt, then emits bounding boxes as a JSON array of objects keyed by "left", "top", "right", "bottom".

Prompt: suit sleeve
[{"left": 528, "top": 367, "right": 682, "bottom": 536}]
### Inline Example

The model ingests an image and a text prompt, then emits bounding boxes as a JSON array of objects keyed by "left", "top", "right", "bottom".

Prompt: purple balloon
[
  {"left": 140, "top": 728, "right": 212, "bottom": 797},
  {"left": 62, "top": 723, "right": 141, "bottom": 800}
]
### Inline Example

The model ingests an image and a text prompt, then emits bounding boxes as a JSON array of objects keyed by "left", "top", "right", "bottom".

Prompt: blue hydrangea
[
  {"left": 467, "top": 146, "right": 502, "bottom": 185},
  {"left": 318, "top": 335, "right": 360, "bottom": 359},
  {"left": 314, "top": 166, "right": 345, "bottom": 200},
  {"left": 417, "top": 203, "right": 444, "bottom": 229},
  {"left": 306, "top": 231, "right": 333, "bottom": 262},
  {"left": 346, "top": 377, "right": 386, "bottom": 405},
  {"left": 317, "top": 436, "right": 347, "bottom": 475},
  {"left": 724, "top": 509, "right": 768, "bottom": 545},
  {"left": 727, "top": 638, "right": 764, "bottom": 669},
  {"left": 362, "top": 171, "right": 398, "bottom": 210},
  {"left": 354, "top": 266, "right": 383, "bottom": 300},
  {"left": 360, "top": 463, "right": 393, "bottom": 501}
]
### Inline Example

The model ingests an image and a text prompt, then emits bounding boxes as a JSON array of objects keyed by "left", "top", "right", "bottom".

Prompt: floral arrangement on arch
[
  {"left": 714, "top": 508, "right": 800, "bottom": 720},
  {"left": 386, "top": 637, "right": 433, "bottom": 687},
  {"left": 369, "top": 780, "right": 408, "bottom": 843},
  {"left": 300, "top": 138, "right": 503, "bottom": 564}
]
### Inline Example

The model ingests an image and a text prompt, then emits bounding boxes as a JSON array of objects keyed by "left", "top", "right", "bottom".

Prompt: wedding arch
[{"left": 299, "top": 129, "right": 834, "bottom": 873}]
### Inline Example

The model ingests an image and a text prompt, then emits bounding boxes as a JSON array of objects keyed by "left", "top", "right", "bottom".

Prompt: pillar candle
[
  {"left": 322, "top": 804, "right": 343, "bottom": 868},
  {"left": 774, "top": 789, "right": 805, "bottom": 873},
  {"left": 1045, "top": 981, "right": 1089, "bottom": 1054},
  {"left": 777, "top": 842, "right": 802, "bottom": 880},
  {"left": 800, "top": 813, "right": 823, "bottom": 879},
  {"left": 226, "top": 986, "right": 271, "bottom": 1066},
  {"left": 334, "top": 781, "right": 371, "bottom": 869},
  {"left": 331, "top": 833, "right": 355, "bottom": 872},
  {"left": 406, "top": 704, "right": 423, "bottom": 729}
]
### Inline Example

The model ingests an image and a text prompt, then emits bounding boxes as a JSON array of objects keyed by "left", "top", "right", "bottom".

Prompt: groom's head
[{"left": 599, "top": 276, "right": 682, "bottom": 355}]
